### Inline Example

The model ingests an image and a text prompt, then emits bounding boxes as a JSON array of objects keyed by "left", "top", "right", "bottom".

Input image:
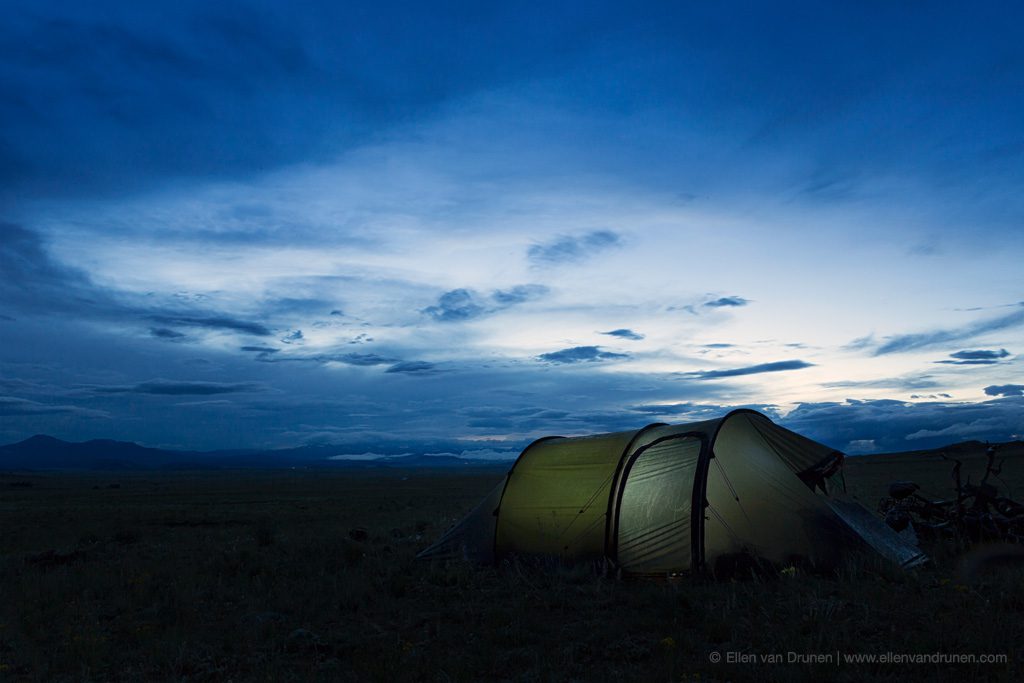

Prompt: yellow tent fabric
[{"left": 418, "top": 410, "right": 925, "bottom": 574}]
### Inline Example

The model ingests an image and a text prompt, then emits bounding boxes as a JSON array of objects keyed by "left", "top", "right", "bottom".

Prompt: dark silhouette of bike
[{"left": 879, "top": 444, "right": 1024, "bottom": 546}]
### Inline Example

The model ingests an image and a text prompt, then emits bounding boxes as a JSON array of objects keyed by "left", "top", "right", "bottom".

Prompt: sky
[{"left": 1, "top": 1, "right": 1022, "bottom": 457}]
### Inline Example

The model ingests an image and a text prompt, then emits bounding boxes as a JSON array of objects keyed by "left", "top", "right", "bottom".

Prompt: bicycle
[{"left": 878, "top": 444, "right": 1024, "bottom": 546}]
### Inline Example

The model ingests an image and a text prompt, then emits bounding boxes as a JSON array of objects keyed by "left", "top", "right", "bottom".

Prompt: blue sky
[{"left": 1, "top": 1, "right": 1022, "bottom": 455}]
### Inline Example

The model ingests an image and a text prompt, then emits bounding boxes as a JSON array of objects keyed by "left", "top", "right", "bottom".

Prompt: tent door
[{"left": 615, "top": 435, "right": 703, "bottom": 574}]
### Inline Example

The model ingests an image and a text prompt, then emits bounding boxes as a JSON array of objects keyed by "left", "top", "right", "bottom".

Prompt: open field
[{"left": 2, "top": 445, "right": 1024, "bottom": 682}]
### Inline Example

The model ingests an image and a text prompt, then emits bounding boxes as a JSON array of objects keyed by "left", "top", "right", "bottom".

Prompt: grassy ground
[{"left": 2, "top": 447, "right": 1023, "bottom": 682}]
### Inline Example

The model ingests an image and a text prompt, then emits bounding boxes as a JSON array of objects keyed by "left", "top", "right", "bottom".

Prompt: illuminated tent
[{"left": 418, "top": 410, "right": 925, "bottom": 576}]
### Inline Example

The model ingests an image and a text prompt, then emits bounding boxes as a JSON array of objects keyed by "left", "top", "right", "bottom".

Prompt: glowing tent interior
[{"left": 417, "top": 410, "right": 926, "bottom": 576}]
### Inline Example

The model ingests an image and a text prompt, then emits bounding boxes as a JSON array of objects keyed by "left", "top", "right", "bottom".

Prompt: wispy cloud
[
  {"left": 0, "top": 223, "right": 114, "bottom": 315},
  {"left": 822, "top": 374, "right": 939, "bottom": 391},
  {"left": 240, "top": 345, "right": 279, "bottom": 354},
  {"left": 537, "top": 346, "right": 629, "bottom": 364},
  {"left": 527, "top": 230, "right": 622, "bottom": 266},
  {"left": 0, "top": 396, "right": 107, "bottom": 418},
  {"left": 935, "top": 348, "right": 1012, "bottom": 365},
  {"left": 491, "top": 285, "right": 548, "bottom": 306},
  {"left": 88, "top": 380, "right": 265, "bottom": 396},
  {"left": 150, "top": 314, "right": 272, "bottom": 337},
  {"left": 680, "top": 360, "right": 814, "bottom": 380},
  {"left": 150, "top": 327, "right": 186, "bottom": 340},
  {"left": 385, "top": 361, "right": 436, "bottom": 374},
  {"left": 951, "top": 348, "right": 1010, "bottom": 360},
  {"left": 704, "top": 296, "right": 749, "bottom": 308},
  {"left": 601, "top": 328, "right": 645, "bottom": 341},
  {"left": 875, "top": 306, "right": 1024, "bottom": 355},
  {"left": 335, "top": 353, "right": 399, "bottom": 366},
  {"left": 843, "top": 334, "right": 876, "bottom": 351}
]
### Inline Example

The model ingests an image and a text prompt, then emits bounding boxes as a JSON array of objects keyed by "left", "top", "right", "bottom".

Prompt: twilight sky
[{"left": 1, "top": 1, "right": 1022, "bottom": 456}]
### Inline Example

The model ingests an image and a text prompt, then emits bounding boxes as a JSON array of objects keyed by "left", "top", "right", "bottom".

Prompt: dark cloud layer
[
  {"left": 782, "top": 396, "right": 1024, "bottom": 453},
  {"left": 0, "top": 2, "right": 617, "bottom": 198},
  {"left": 0, "top": 223, "right": 112, "bottom": 315},
  {"left": 985, "top": 385, "right": 1024, "bottom": 397}
]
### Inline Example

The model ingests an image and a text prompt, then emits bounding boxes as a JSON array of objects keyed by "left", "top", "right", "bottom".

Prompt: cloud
[
  {"left": 681, "top": 360, "right": 814, "bottom": 380},
  {"left": 527, "top": 230, "right": 622, "bottom": 265},
  {"left": 846, "top": 439, "right": 880, "bottom": 453},
  {"left": 935, "top": 360, "right": 1002, "bottom": 366},
  {"left": 89, "top": 380, "right": 264, "bottom": 396},
  {"left": 172, "top": 399, "right": 237, "bottom": 408},
  {"left": 491, "top": 284, "right": 548, "bottom": 306},
  {"left": 703, "top": 343, "right": 735, "bottom": 349},
  {"left": 0, "top": 223, "right": 113, "bottom": 315},
  {"left": 0, "top": 225, "right": 280, "bottom": 356},
  {"left": 151, "top": 314, "right": 271, "bottom": 336},
  {"left": 627, "top": 402, "right": 780, "bottom": 423},
  {"left": 423, "top": 448, "right": 520, "bottom": 461},
  {"left": 843, "top": 334, "right": 876, "bottom": 351},
  {"left": 537, "top": 346, "right": 629, "bottom": 364},
  {"left": 950, "top": 348, "right": 1010, "bottom": 360},
  {"left": 0, "top": 396, "right": 107, "bottom": 418},
  {"left": 704, "top": 296, "right": 749, "bottom": 308},
  {"left": 422, "top": 284, "right": 548, "bottom": 322},
  {"left": 936, "top": 348, "right": 1012, "bottom": 365},
  {"left": 328, "top": 452, "right": 414, "bottom": 461},
  {"left": 240, "top": 345, "right": 279, "bottom": 354},
  {"left": 421, "top": 288, "right": 484, "bottom": 322},
  {"left": 150, "top": 327, "right": 186, "bottom": 340},
  {"left": 385, "top": 361, "right": 436, "bottom": 374},
  {"left": 782, "top": 396, "right": 1024, "bottom": 453},
  {"left": 0, "top": 4, "right": 625, "bottom": 198},
  {"left": 601, "top": 328, "right": 645, "bottom": 341},
  {"left": 822, "top": 374, "right": 940, "bottom": 391},
  {"left": 905, "top": 421, "right": 1005, "bottom": 441},
  {"left": 247, "top": 350, "right": 402, "bottom": 366},
  {"left": 875, "top": 305, "right": 1024, "bottom": 355},
  {"left": 337, "top": 353, "right": 399, "bottom": 366},
  {"left": 985, "top": 385, "right": 1024, "bottom": 397}
]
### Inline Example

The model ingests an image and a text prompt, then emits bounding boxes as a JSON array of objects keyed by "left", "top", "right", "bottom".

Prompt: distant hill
[
  {"left": 0, "top": 435, "right": 510, "bottom": 471},
  {"left": 859, "top": 439, "right": 1024, "bottom": 464},
  {"left": 4, "top": 433, "right": 1021, "bottom": 472}
]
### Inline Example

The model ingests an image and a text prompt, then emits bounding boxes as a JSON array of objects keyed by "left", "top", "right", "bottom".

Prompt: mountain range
[
  {"left": 0, "top": 435, "right": 511, "bottom": 470},
  {"left": 2, "top": 434, "right": 1021, "bottom": 472}
]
